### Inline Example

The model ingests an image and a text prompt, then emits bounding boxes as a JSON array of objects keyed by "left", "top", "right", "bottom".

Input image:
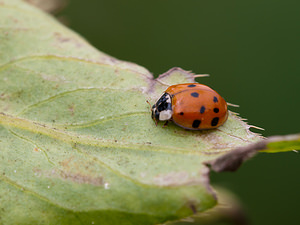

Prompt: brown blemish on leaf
[
  {"left": 59, "top": 170, "right": 104, "bottom": 186},
  {"left": 32, "top": 168, "right": 42, "bottom": 176},
  {"left": 57, "top": 157, "right": 105, "bottom": 186},
  {"left": 59, "top": 157, "right": 73, "bottom": 169},
  {"left": 53, "top": 32, "right": 71, "bottom": 43},
  {"left": 0, "top": 93, "right": 10, "bottom": 100},
  {"left": 53, "top": 32, "right": 86, "bottom": 49},
  {"left": 33, "top": 167, "right": 104, "bottom": 186},
  {"left": 153, "top": 171, "right": 192, "bottom": 186},
  {"left": 68, "top": 103, "right": 75, "bottom": 116}
]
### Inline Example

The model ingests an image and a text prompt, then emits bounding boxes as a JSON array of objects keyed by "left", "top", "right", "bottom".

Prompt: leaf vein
[
  {"left": 8, "top": 129, "right": 55, "bottom": 166},
  {"left": 0, "top": 174, "right": 78, "bottom": 212},
  {"left": 0, "top": 55, "right": 152, "bottom": 80}
]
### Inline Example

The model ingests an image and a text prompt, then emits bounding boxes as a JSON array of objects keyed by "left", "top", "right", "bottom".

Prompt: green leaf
[
  {"left": 165, "top": 187, "right": 247, "bottom": 225},
  {"left": 0, "top": 0, "right": 273, "bottom": 224},
  {"left": 262, "top": 134, "right": 300, "bottom": 153}
]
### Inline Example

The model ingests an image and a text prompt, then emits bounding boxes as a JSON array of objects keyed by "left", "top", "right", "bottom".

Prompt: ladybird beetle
[{"left": 151, "top": 83, "right": 228, "bottom": 130}]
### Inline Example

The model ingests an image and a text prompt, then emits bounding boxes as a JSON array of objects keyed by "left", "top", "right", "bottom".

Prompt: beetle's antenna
[{"left": 146, "top": 100, "right": 152, "bottom": 111}]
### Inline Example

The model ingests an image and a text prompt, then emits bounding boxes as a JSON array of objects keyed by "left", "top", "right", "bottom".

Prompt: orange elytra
[{"left": 151, "top": 83, "right": 228, "bottom": 130}]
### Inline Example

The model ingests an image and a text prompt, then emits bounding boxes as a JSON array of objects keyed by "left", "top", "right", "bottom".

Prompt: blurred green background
[{"left": 61, "top": 1, "right": 299, "bottom": 224}]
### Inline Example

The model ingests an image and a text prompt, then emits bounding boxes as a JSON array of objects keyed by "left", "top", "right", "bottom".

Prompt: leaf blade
[{"left": 0, "top": 1, "right": 268, "bottom": 224}]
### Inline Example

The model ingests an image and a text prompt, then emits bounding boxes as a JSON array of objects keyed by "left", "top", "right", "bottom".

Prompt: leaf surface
[{"left": 0, "top": 1, "right": 265, "bottom": 224}]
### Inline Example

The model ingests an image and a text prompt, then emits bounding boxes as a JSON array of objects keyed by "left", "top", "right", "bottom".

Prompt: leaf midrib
[{"left": 0, "top": 112, "right": 221, "bottom": 155}]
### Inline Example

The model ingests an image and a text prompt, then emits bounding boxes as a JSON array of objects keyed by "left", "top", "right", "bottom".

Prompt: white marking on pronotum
[
  {"left": 159, "top": 110, "right": 172, "bottom": 121},
  {"left": 165, "top": 94, "right": 171, "bottom": 103}
]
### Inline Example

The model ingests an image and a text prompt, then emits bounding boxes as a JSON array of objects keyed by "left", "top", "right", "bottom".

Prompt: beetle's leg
[{"left": 162, "top": 121, "right": 169, "bottom": 128}]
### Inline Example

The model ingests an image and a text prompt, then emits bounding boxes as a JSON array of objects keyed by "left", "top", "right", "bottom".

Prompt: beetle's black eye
[{"left": 155, "top": 110, "right": 160, "bottom": 121}]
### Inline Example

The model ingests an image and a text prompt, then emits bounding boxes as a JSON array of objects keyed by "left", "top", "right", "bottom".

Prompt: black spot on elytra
[
  {"left": 211, "top": 117, "right": 219, "bottom": 126},
  {"left": 191, "top": 92, "right": 199, "bottom": 98},
  {"left": 188, "top": 84, "right": 196, "bottom": 87},
  {"left": 200, "top": 106, "right": 205, "bottom": 114},
  {"left": 179, "top": 112, "right": 184, "bottom": 115},
  {"left": 192, "top": 120, "right": 201, "bottom": 128},
  {"left": 213, "top": 96, "right": 218, "bottom": 103},
  {"left": 213, "top": 108, "right": 219, "bottom": 113}
]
